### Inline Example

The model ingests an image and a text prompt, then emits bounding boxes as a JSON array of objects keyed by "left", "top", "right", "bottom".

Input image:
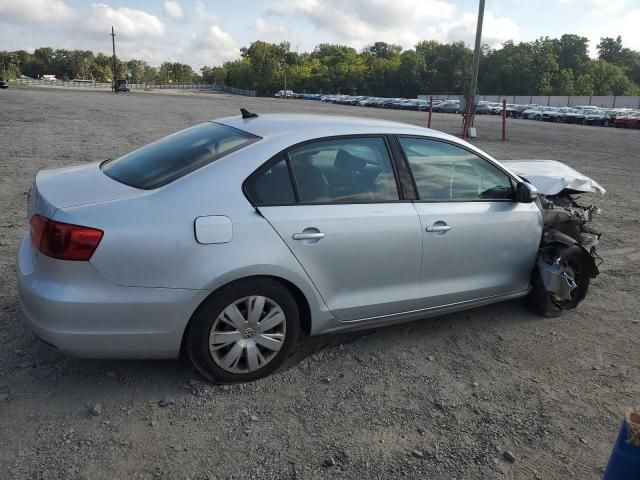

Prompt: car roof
[{"left": 216, "top": 113, "right": 450, "bottom": 141}]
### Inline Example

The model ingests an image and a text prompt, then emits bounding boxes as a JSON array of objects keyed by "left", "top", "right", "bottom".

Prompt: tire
[
  {"left": 603, "top": 119, "right": 609, "bottom": 127},
  {"left": 535, "top": 114, "right": 541, "bottom": 120},
  {"left": 527, "top": 246, "right": 591, "bottom": 318},
  {"left": 186, "top": 278, "right": 300, "bottom": 383}
]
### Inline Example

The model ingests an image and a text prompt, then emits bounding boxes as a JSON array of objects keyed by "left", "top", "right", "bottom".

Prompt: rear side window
[
  {"left": 244, "top": 157, "right": 296, "bottom": 206},
  {"left": 101, "top": 122, "right": 259, "bottom": 189}
]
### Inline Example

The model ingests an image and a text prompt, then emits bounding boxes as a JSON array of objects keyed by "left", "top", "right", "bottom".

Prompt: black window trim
[
  {"left": 394, "top": 135, "right": 519, "bottom": 203},
  {"left": 243, "top": 134, "right": 411, "bottom": 207}
]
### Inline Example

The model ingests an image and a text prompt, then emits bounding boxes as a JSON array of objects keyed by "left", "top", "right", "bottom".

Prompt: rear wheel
[
  {"left": 186, "top": 279, "right": 300, "bottom": 383},
  {"left": 528, "top": 246, "right": 591, "bottom": 318}
]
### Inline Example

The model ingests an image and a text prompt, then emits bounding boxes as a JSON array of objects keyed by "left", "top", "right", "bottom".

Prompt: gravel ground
[{"left": 0, "top": 87, "right": 638, "bottom": 480}]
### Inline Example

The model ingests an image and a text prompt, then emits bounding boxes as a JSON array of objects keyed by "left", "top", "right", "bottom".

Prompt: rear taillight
[{"left": 30, "top": 214, "right": 103, "bottom": 261}]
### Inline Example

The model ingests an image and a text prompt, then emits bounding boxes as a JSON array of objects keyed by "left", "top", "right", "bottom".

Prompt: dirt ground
[{"left": 0, "top": 87, "right": 638, "bottom": 480}]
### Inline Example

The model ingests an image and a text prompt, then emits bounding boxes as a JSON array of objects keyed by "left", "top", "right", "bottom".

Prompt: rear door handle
[{"left": 293, "top": 232, "right": 325, "bottom": 240}]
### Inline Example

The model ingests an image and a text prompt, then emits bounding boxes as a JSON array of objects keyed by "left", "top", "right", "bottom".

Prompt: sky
[{"left": 0, "top": 0, "right": 639, "bottom": 70}]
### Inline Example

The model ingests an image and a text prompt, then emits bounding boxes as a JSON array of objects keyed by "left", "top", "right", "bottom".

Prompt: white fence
[
  {"left": 418, "top": 94, "right": 640, "bottom": 109},
  {"left": 10, "top": 78, "right": 256, "bottom": 97}
]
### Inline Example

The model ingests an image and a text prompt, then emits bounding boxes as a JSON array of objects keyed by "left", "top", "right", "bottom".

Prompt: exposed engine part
[{"left": 535, "top": 192, "right": 602, "bottom": 301}]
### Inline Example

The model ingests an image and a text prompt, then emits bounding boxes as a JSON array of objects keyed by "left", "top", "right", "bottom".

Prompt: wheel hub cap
[{"left": 208, "top": 295, "right": 287, "bottom": 374}]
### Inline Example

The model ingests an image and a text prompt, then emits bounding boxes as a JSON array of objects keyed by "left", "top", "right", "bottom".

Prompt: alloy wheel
[{"left": 209, "top": 296, "right": 286, "bottom": 373}]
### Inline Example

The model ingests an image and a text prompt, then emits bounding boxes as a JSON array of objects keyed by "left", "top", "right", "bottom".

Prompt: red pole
[
  {"left": 501, "top": 98, "right": 507, "bottom": 140},
  {"left": 428, "top": 96, "right": 433, "bottom": 128}
]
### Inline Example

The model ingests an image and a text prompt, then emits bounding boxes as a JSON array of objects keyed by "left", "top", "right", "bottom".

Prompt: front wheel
[
  {"left": 186, "top": 279, "right": 300, "bottom": 383},
  {"left": 527, "top": 246, "right": 591, "bottom": 318}
]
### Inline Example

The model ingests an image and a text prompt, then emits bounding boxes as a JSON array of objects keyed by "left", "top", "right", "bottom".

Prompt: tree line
[{"left": 2, "top": 34, "right": 639, "bottom": 97}]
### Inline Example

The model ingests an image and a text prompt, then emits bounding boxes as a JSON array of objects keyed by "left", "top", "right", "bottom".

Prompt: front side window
[
  {"left": 399, "top": 138, "right": 514, "bottom": 201},
  {"left": 287, "top": 137, "right": 399, "bottom": 204},
  {"left": 102, "top": 122, "right": 259, "bottom": 189}
]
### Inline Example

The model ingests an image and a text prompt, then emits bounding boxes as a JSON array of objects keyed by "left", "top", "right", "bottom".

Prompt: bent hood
[{"left": 501, "top": 160, "right": 605, "bottom": 195}]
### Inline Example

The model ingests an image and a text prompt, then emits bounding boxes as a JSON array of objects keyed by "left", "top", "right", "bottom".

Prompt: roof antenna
[{"left": 240, "top": 108, "right": 259, "bottom": 119}]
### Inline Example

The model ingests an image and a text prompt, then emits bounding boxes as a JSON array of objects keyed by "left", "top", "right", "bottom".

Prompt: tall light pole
[
  {"left": 110, "top": 26, "right": 117, "bottom": 93},
  {"left": 467, "top": 0, "right": 485, "bottom": 129}
]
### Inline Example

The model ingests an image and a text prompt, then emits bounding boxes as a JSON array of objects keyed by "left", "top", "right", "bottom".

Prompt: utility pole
[
  {"left": 110, "top": 26, "right": 117, "bottom": 94},
  {"left": 467, "top": 0, "right": 485, "bottom": 130}
]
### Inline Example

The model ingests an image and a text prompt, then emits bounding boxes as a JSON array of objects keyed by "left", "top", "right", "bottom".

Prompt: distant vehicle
[
  {"left": 564, "top": 107, "right": 598, "bottom": 124},
  {"left": 521, "top": 106, "right": 551, "bottom": 120},
  {"left": 542, "top": 107, "right": 572, "bottom": 123},
  {"left": 474, "top": 103, "right": 492, "bottom": 115},
  {"left": 41, "top": 75, "right": 57, "bottom": 82},
  {"left": 0, "top": 81, "right": 8, "bottom": 89},
  {"left": 506, "top": 104, "right": 530, "bottom": 118},
  {"left": 275, "top": 90, "right": 294, "bottom": 98},
  {"left": 583, "top": 110, "right": 614, "bottom": 127},
  {"left": 614, "top": 111, "right": 640, "bottom": 128},
  {"left": 115, "top": 79, "right": 130, "bottom": 92},
  {"left": 432, "top": 100, "right": 459, "bottom": 113}
]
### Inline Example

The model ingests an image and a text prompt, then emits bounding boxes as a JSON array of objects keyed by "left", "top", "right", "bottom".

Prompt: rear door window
[
  {"left": 287, "top": 137, "right": 399, "bottom": 203},
  {"left": 101, "top": 122, "right": 259, "bottom": 189}
]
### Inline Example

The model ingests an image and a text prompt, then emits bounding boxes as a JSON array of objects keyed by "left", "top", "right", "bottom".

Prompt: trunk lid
[{"left": 28, "top": 162, "right": 146, "bottom": 218}]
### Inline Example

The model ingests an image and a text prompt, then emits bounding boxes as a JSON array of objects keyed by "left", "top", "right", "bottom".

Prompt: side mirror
[{"left": 515, "top": 181, "right": 538, "bottom": 203}]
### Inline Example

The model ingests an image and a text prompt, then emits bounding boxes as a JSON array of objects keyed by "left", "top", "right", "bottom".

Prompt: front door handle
[
  {"left": 293, "top": 232, "right": 325, "bottom": 240},
  {"left": 426, "top": 221, "right": 451, "bottom": 235},
  {"left": 426, "top": 225, "right": 450, "bottom": 232}
]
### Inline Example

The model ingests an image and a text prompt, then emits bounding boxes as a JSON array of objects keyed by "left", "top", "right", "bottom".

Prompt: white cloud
[
  {"left": 84, "top": 3, "right": 166, "bottom": 38},
  {"left": 0, "top": 0, "right": 74, "bottom": 23},
  {"left": 163, "top": 0, "right": 183, "bottom": 20},
  {"left": 583, "top": 9, "right": 640, "bottom": 55},
  {"left": 254, "top": 18, "right": 288, "bottom": 36},
  {"left": 589, "top": 0, "right": 630, "bottom": 14},
  {"left": 265, "top": 0, "right": 517, "bottom": 49},
  {"left": 190, "top": 24, "right": 241, "bottom": 65}
]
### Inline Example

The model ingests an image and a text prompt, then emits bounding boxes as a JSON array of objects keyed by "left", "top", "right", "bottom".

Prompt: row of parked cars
[
  {"left": 278, "top": 92, "right": 640, "bottom": 128},
  {"left": 505, "top": 104, "right": 640, "bottom": 128}
]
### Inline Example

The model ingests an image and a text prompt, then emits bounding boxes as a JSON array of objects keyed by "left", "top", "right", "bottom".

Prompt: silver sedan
[{"left": 17, "top": 112, "right": 603, "bottom": 383}]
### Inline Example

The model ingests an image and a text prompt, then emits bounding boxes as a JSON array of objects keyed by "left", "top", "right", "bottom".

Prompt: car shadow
[{"left": 4, "top": 297, "right": 538, "bottom": 404}]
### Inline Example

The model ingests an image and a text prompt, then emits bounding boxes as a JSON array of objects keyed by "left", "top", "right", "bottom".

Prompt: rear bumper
[{"left": 17, "top": 235, "right": 208, "bottom": 359}]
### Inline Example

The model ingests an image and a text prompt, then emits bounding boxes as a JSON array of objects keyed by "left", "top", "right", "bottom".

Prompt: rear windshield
[{"left": 101, "top": 122, "right": 259, "bottom": 189}]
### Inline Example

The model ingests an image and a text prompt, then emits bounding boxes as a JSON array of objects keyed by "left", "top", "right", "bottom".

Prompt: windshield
[{"left": 101, "top": 122, "right": 259, "bottom": 189}]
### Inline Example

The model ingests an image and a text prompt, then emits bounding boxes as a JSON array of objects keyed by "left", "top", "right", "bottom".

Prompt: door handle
[
  {"left": 293, "top": 232, "right": 325, "bottom": 240},
  {"left": 426, "top": 225, "right": 450, "bottom": 232}
]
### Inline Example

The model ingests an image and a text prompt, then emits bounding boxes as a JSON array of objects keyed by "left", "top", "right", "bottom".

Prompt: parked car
[
  {"left": 275, "top": 90, "right": 294, "bottom": 98},
  {"left": 115, "top": 79, "right": 130, "bottom": 92},
  {"left": 506, "top": 104, "right": 530, "bottom": 118},
  {"left": 474, "top": 103, "right": 492, "bottom": 115},
  {"left": 614, "top": 111, "right": 640, "bottom": 128},
  {"left": 0, "top": 80, "right": 8, "bottom": 89},
  {"left": 521, "top": 106, "right": 550, "bottom": 120},
  {"left": 432, "top": 100, "right": 460, "bottom": 113},
  {"left": 564, "top": 107, "right": 599, "bottom": 124},
  {"left": 18, "top": 112, "right": 605, "bottom": 382},
  {"left": 583, "top": 110, "right": 614, "bottom": 127}
]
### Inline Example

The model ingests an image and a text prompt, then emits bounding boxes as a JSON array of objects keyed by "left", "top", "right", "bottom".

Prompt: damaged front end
[
  {"left": 503, "top": 160, "right": 604, "bottom": 312},
  {"left": 535, "top": 193, "right": 602, "bottom": 302}
]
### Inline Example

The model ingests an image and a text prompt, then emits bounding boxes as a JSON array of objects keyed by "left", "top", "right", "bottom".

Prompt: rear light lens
[{"left": 30, "top": 214, "right": 103, "bottom": 261}]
